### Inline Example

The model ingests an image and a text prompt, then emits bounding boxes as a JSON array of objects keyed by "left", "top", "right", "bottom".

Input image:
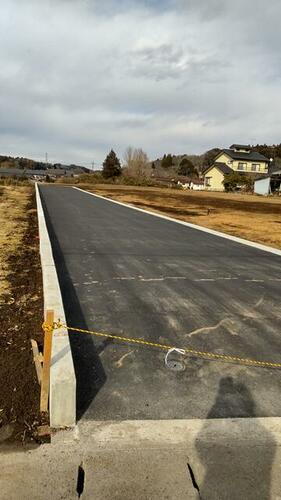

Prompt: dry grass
[
  {"left": 79, "top": 184, "right": 281, "bottom": 249},
  {"left": 0, "top": 186, "right": 32, "bottom": 298}
]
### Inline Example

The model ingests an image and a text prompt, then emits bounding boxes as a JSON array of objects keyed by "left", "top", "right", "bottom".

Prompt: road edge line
[
  {"left": 73, "top": 187, "right": 281, "bottom": 257},
  {"left": 35, "top": 183, "right": 76, "bottom": 428}
]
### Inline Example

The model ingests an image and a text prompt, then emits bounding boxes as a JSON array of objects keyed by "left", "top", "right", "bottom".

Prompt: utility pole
[
  {"left": 45, "top": 152, "right": 48, "bottom": 165},
  {"left": 91, "top": 160, "right": 94, "bottom": 171}
]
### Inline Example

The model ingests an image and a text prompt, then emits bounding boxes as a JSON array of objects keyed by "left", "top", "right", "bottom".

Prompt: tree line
[{"left": 102, "top": 148, "right": 200, "bottom": 179}]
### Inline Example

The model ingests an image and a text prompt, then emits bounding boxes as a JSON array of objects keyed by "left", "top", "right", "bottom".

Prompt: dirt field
[
  {"left": 0, "top": 187, "right": 30, "bottom": 298},
  {"left": 0, "top": 186, "right": 44, "bottom": 443},
  {"left": 78, "top": 184, "right": 281, "bottom": 249}
]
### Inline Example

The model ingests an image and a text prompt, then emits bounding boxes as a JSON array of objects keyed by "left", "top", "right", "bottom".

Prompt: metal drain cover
[{"left": 166, "top": 359, "right": 185, "bottom": 371}]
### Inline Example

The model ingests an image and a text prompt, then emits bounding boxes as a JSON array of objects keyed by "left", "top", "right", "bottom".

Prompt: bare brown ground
[
  {"left": 0, "top": 186, "right": 31, "bottom": 298},
  {"left": 79, "top": 184, "right": 281, "bottom": 249},
  {"left": 0, "top": 186, "right": 44, "bottom": 443}
]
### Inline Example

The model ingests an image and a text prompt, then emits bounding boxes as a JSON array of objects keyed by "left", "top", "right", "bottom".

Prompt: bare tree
[
  {"left": 124, "top": 146, "right": 134, "bottom": 168},
  {"left": 124, "top": 147, "right": 149, "bottom": 178}
]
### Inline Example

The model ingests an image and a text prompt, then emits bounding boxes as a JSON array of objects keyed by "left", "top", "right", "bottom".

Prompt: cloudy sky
[{"left": 1, "top": 0, "right": 280, "bottom": 167}]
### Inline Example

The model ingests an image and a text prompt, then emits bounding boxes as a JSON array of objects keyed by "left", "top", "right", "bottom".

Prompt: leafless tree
[{"left": 124, "top": 147, "right": 150, "bottom": 178}]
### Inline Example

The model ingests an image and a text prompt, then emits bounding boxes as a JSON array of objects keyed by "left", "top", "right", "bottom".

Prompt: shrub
[
  {"left": 56, "top": 176, "right": 79, "bottom": 184},
  {"left": 45, "top": 174, "right": 54, "bottom": 183},
  {"left": 223, "top": 172, "right": 253, "bottom": 192},
  {"left": 79, "top": 173, "right": 113, "bottom": 184}
]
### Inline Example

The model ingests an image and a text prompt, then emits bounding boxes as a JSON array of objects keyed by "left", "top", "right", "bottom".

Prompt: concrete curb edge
[{"left": 35, "top": 183, "right": 76, "bottom": 428}]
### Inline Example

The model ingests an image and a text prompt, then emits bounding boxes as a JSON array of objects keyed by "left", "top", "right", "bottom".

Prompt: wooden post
[
  {"left": 31, "top": 339, "right": 43, "bottom": 385},
  {"left": 40, "top": 310, "right": 54, "bottom": 413}
]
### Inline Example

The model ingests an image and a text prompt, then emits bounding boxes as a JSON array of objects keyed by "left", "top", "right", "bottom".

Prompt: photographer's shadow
[{"left": 195, "top": 376, "right": 276, "bottom": 500}]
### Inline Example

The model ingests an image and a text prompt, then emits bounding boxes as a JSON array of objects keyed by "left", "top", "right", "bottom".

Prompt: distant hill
[{"left": 0, "top": 155, "right": 90, "bottom": 173}]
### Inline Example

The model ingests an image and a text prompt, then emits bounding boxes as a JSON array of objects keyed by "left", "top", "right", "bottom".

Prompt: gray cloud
[{"left": 0, "top": 0, "right": 281, "bottom": 166}]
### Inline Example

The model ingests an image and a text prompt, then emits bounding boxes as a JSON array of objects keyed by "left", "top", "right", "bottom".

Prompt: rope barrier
[{"left": 43, "top": 320, "right": 281, "bottom": 370}]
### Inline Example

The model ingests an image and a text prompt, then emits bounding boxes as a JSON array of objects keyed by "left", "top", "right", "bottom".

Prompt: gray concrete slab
[
  {"left": 39, "top": 185, "right": 281, "bottom": 421},
  {"left": 1, "top": 418, "right": 281, "bottom": 499}
]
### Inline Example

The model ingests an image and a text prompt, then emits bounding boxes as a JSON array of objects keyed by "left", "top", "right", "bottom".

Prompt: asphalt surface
[{"left": 39, "top": 185, "right": 281, "bottom": 421}]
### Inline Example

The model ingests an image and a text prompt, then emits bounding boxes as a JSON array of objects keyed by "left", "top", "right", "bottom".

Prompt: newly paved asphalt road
[{"left": 39, "top": 185, "right": 281, "bottom": 421}]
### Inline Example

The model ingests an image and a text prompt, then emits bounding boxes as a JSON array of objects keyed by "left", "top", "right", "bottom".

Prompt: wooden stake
[
  {"left": 31, "top": 339, "right": 43, "bottom": 385},
  {"left": 40, "top": 310, "right": 54, "bottom": 413}
]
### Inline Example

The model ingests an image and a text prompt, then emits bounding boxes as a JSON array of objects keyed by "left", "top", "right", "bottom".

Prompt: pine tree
[
  {"left": 177, "top": 158, "right": 197, "bottom": 176},
  {"left": 161, "top": 154, "right": 173, "bottom": 168},
  {"left": 102, "top": 150, "right": 122, "bottom": 179}
]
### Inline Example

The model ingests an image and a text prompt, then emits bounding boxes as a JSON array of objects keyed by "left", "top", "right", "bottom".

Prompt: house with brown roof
[{"left": 203, "top": 144, "right": 270, "bottom": 191}]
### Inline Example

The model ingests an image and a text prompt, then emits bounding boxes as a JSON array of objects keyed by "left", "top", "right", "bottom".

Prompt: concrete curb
[{"left": 35, "top": 183, "right": 76, "bottom": 428}]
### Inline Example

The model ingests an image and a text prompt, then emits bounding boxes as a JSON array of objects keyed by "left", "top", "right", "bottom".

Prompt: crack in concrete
[
  {"left": 76, "top": 462, "right": 85, "bottom": 498},
  {"left": 187, "top": 463, "right": 201, "bottom": 498}
]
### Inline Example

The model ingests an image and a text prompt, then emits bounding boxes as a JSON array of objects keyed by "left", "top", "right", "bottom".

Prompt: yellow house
[{"left": 203, "top": 144, "right": 270, "bottom": 191}]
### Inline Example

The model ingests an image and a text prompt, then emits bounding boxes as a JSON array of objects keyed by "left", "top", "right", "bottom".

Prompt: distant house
[
  {"left": 203, "top": 144, "right": 270, "bottom": 191},
  {"left": 152, "top": 175, "right": 204, "bottom": 190},
  {"left": 0, "top": 168, "right": 73, "bottom": 180},
  {"left": 0, "top": 162, "right": 90, "bottom": 180},
  {"left": 177, "top": 177, "right": 204, "bottom": 190},
  {"left": 0, "top": 168, "right": 32, "bottom": 178}
]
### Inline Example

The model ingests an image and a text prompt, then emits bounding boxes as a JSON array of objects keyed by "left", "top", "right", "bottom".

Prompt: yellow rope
[
  {"left": 44, "top": 321, "right": 281, "bottom": 369},
  {"left": 42, "top": 322, "right": 54, "bottom": 334}
]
